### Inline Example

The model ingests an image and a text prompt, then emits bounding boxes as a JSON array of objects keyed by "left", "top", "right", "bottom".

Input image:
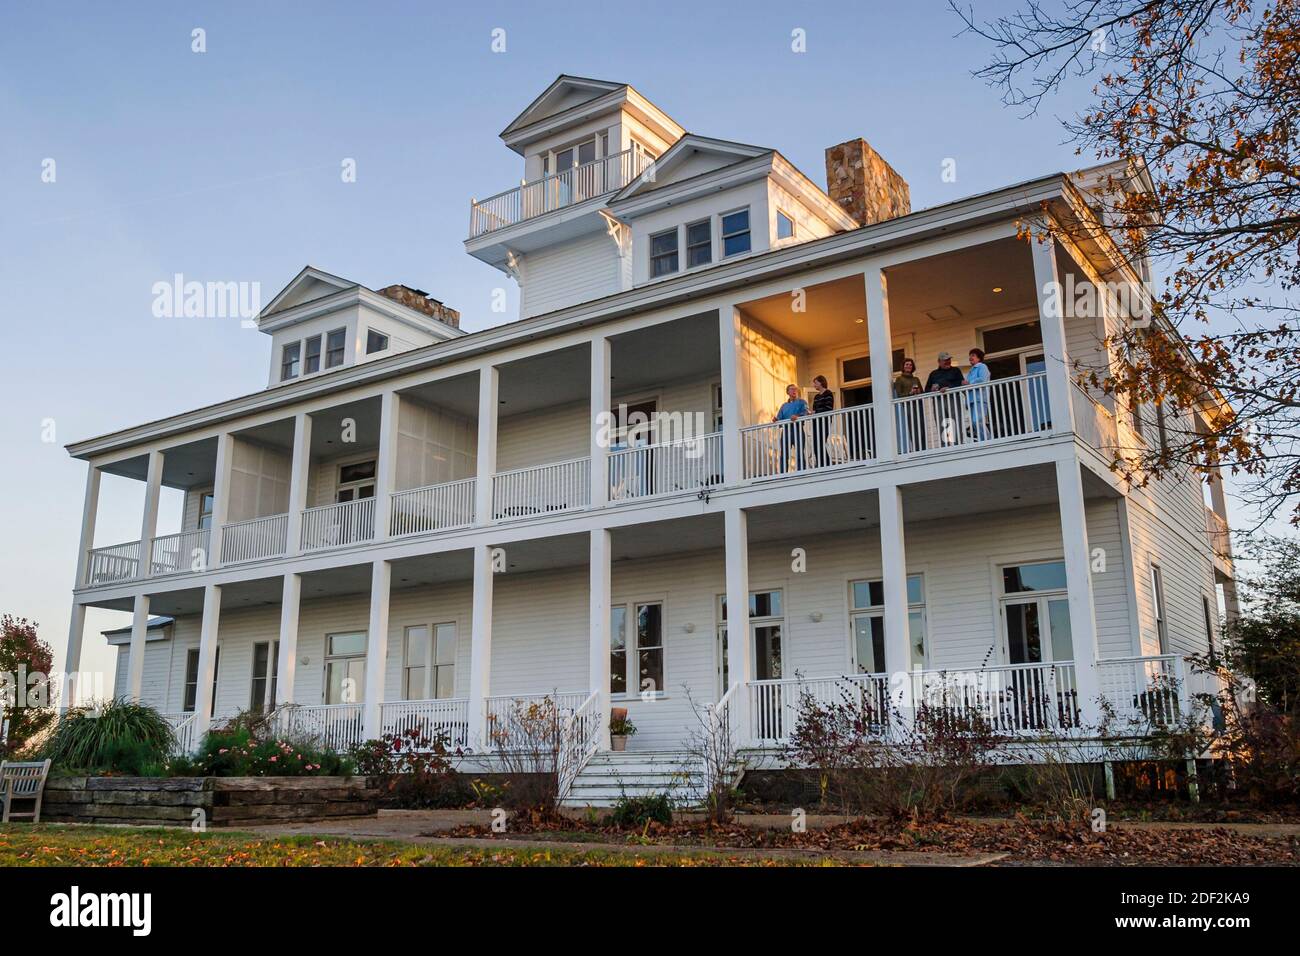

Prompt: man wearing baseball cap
[{"left": 925, "top": 351, "right": 965, "bottom": 392}]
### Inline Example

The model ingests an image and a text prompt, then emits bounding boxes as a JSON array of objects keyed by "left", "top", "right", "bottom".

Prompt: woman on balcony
[
  {"left": 966, "top": 348, "right": 992, "bottom": 442},
  {"left": 893, "top": 357, "right": 923, "bottom": 453},
  {"left": 810, "top": 375, "right": 835, "bottom": 466}
]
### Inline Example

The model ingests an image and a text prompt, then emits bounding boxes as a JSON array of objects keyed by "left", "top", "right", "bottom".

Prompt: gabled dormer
[{"left": 257, "top": 266, "right": 462, "bottom": 389}]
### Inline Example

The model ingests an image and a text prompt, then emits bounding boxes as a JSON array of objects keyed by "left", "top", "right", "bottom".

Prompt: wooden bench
[{"left": 1, "top": 758, "right": 52, "bottom": 823}]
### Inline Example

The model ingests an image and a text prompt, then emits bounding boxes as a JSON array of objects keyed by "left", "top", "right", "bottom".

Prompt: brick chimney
[
  {"left": 377, "top": 284, "right": 460, "bottom": 329},
  {"left": 824, "top": 139, "right": 911, "bottom": 228}
]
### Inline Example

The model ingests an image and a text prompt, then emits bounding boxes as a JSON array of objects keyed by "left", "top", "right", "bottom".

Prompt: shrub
[
  {"left": 349, "top": 727, "right": 470, "bottom": 808},
  {"left": 41, "top": 699, "right": 174, "bottom": 773},
  {"left": 0, "top": 615, "right": 56, "bottom": 756},
  {"left": 486, "top": 697, "right": 565, "bottom": 815},
  {"left": 187, "top": 727, "right": 351, "bottom": 777},
  {"left": 609, "top": 792, "right": 673, "bottom": 828}
]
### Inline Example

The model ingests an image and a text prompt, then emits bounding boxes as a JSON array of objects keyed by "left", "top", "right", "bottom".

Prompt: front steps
[{"left": 561, "top": 750, "right": 711, "bottom": 809}]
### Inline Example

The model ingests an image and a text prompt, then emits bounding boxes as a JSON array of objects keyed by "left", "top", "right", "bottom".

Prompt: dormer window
[
  {"left": 650, "top": 229, "right": 679, "bottom": 278},
  {"left": 325, "top": 328, "right": 347, "bottom": 369},
  {"left": 686, "top": 219, "right": 712, "bottom": 268},
  {"left": 777, "top": 210, "right": 796, "bottom": 240},
  {"left": 721, "top": 208, "right": 752, "bottom": 258},
  {"left": 304, "top": 335, "right": 322, "bottom": 374},
  {"left": 280, "top": 342, "right": 300, "bottom": 381},
  {"left": 366, "top": 329, "right": 389, "bottom": 354}
]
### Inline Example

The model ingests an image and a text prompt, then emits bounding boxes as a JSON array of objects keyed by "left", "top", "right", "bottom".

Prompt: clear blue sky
[{"left": 2, "top": 0, "right": 1224, "bottom": 683}]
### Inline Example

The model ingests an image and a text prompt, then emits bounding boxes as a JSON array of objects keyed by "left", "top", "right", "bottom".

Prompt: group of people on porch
[{"left": 772, "top": 349, "right": 992, "bottom": 471}]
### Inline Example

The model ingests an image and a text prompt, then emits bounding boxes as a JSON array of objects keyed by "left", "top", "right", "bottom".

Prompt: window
[
  {"left": 848, "top": 575, "right": 926, "bottom": 673},
  {"left": 1151, "top": 565, "right": 1169, "bottom": 653},
  {"left": 721, "top": 209, "right": 751, "bottom": 257},
  {"left": 717, "top": 589, "right": 785, "bottom": 692},
  {"left": 776, "top": 210, "right": 796, "bottom": 240},
  {"left": 280, "top": 342, "right": 300, "bottom": 381},
  {"left": 1155, "top": 401, "right": 1169, "bottom": 453},
  {"left": 404, "top": 623, "right": 456, "bottom": 700},
  {"left": 304, "top": 335, "right": 322, "bottom": 374},
  {"left": 250, "top": 641, "right": 279, "bottom": 714},
  {"left": 1000, "top": 561, "right": 1073, "bottom": 665},
  {"left": 324, "top": 632, "right": 366, "bottom": 704},
  {"left": 183, "top": 646, "right": 220, "bottom": 715},
  {"left": 650, "top": 228, "right": 678, "bottom": 278},
  {"left": 686, "top": 219, "right": 712, "bottom": 268},
  {"left": 325, "top": 328, "right": 347, "bottom": 368},
  {"left": 197, "top": 492, "right": 214, "bottom": 531},
  {"left": 336, "top": 460, "right": 377, "bottom": 502},
  {"left": 610, "top": 602, "right": 664, "bottom": 697},
  {"left": 1202, "top": 594, "right": 1217, "bottom": 661},
  {"left": 366, "top": 329, "right": 389, "bottom": 354}
]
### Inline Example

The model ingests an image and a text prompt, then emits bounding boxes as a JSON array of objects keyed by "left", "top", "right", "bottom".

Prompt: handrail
[{"left": 558, "top": 690, "right": 603, "bottom": 800}]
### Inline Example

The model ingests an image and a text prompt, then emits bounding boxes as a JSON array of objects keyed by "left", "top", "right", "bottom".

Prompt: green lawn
[{"left": 0, "top": 824, "right": 843, "bottom": 867}]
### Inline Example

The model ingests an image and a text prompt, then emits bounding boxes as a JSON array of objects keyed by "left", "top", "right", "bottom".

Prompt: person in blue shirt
[
  {"left": 966, "top": 347, "right": 992, "bottom": 441},
  {"left": 773, "top": 384, "right": 810, "bottom": 471}
]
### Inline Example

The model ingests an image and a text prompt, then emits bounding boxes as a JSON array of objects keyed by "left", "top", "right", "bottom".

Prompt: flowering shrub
[
  {"left": 349, "top": 727, "right": 470, "bottom": 808},
  {"left": 178, "top": 727, "right": 351, "bottom": 777}
]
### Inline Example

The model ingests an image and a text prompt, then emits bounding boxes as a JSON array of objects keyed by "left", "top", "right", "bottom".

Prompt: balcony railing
[
  {"left": 741, "top": 405, "right": 875, "bottom": 480},
  {"left": 221, "top": 513, "right": 289, "bottom": 564},
  {"left": 492, "top": 457, "right": 591, "bottom": 521},
  {"left": 893, "top": 371, "right": 1051, "bottom": 456},
  {"left": 1096, "top": 655, "right": 1186, "bottom": 727},
  {"left": 300, "top": 498, "right": 376, "bottom": 552},
  {"left": 84, "top": 540, "right": 143, "bottom": 586},
  {"left": 608, "top": 433, "right": 723, "bottom": 502},
  {"left": 389, "top": 478, "right": 477, "bottom": 538},
  {"left": 484, "top": 691, "right": 586, "bottom": 751},
  {"left": 162, "top": 711, "right": 200, "bottom": 756},
  {"left": 469, "top": 147, "right": 652, "bottom": 238},
  {"left": 150, "top": 529, "right": 211, "bottom": 576},
  {"left": 379, "top": 698, "right": 470, "bottom": 749},
  {"left": 1205, "top": 507, "right": 1232, "bottom": 564}
]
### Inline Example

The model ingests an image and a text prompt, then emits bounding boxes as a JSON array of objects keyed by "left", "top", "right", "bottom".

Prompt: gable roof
[
  {"left": 102, "top": 616, "right": 173, "bottom": 644},
  {"left": 259, "top": 265, "right": 357, "bottom": 318},
  {"left": 611, "top": 134, "right": 773, "bottom": 203},
  {"left": 500, "top": 75, "right": 628, "bottom": 139}
]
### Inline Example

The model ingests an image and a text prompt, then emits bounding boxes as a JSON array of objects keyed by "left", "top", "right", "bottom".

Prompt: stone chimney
[
  {"left": 377, "top": 284, "right": 460, "bottom": 329},
  {"left": 824, "top": 139, "right": 911, "bottom": 228}
]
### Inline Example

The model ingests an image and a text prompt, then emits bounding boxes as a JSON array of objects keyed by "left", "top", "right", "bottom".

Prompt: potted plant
[{"left": 609, "top": 708, "right": 637, "bottom": 752}]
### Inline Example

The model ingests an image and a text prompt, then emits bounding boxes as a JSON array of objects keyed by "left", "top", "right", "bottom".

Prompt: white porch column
[
  {"left": 274, "top": 573, "right": 302, "bottom": 706},
  {"left": 192, "top": 584, "right": 223, "bottom": 738},
  {"left": 284, "top": 412, "right": 312, "bottom": 556},
  {"left": 864, "top": 264, "right": 898, "bottom": 461},
  {"left": 139, "top": 449, "right": 164, "bottom": 577},
  {"left": 588, "top": 528, "right": 612, "bottom": 750},
  {"left": 124, "top": 594, "right": 151, "bottom": 702},
  {"left": 1055, "top": 453, "right": 1103, "bottom": 725},
  {"left": 723, "top": 506, "right": 751, "bottom": 742},
  {"left": 373, "top": 391, "right": 399, "bottom": 540},
  {"left": 877, "top": 483, "right": 913, "bottom": 710},
  {"left": 208, "top": 433, "right": 233, "bottom": 569},
  {"left": 64, "top": 462, "right": 101, "bottom": 709},
  {"left": 362, "top": 559, "right": 392, "bottom": 740},
  {"left": 590, "top": 336, "right": 611, "bottom": 508},
  {"left": 467, "top": 543, "right": 495, "bottom": 747},
  {"left": 475, "top": 367, "right": 499, "bottom": 524},
  {"left": 1031, "top": 237, "right": 1076, "bottom": 436},
  {"left": 718, "top": 306, "right": 744, "bottom": 484}
]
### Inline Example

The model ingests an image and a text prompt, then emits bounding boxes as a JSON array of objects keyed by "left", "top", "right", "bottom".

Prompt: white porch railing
[
  {"left": 484, "top": 691, "right": 587, "bottom": 751},
  {"left": 558, "top": 691, "right": 603, "bottom": 799},
  {"left": 163, "top": 712, "right": 199, "bottom": 755},
  {"left": 390, "top": 478, "right": 477, "bottom": 537},
  {"left": 1096, "top": 655, "right": 1186, "bottom": 727},
  {"left": 220, "top": 513, "right": 289, "bottom": 564},
  {"left": 492, "top": 457, "right": 590, "bottom": 520},
  {"left": 378, "top": 698, "right": 470, "bottom": 749},
  {"left": 84, "top": 540, "right": 143, "bottom": 586},
  {"left": 893, "top": 371, "right": 1051, "bottom": 456},
  {"left": 909, "top": 662, "right": 1081, "bottom": 734},
  {"left": 300, "top": 498, "right": 377, "bottom": 551},
  {"left": 150, "top": 529, "right": 212, "bottom": 576},
  {"left": 741, "top": 404, "right": 875, "bottom": 480},
  {"left": 748, "top": 673, "right": 890, "bottom": 745},
  {"left": 470, "top": 147, "right": 652, "bottom": 238},
  {"left": 272, "top": 703, "right": 365, "bottom": 752},
  {"left": 608, "top": 433, "right": 723, "bottom": 502}
]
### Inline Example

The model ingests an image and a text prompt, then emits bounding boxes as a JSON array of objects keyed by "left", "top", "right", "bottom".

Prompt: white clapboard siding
[{"left": 518, "top": 233, "right": 623, "bottom": 320}]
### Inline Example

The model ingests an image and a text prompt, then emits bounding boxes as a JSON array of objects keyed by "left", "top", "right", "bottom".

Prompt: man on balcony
[
  {"left": 925, "top": 352, "right": 966, "bottom": 447},
  {"left": 773, "top": 384, "right": 810, "bottom": 472}
]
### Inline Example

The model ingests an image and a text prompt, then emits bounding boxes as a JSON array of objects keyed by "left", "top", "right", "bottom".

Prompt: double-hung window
[
  {"left": 848, "top": 575, "right": 926, "bottom": 673},
  {"left": 1000, "top": 561, "right": 1073, "bottom": 665},
  {"left": 324, "top": 632, "right": 366, "bottom": 704},
  {"left": 1151, "top": 565, "right": 1169, "bottom": 653},
  {"left": 280, "top": 342, "right": 300, "bottom": 381},
  {"left": 721, "top": 208, "right": 751, "bottom": 257},
  {"left": 250, "top": 641, "right": 279, "bottom": 714},
  {"left": 650, "top": 229, "right": 678, "bottom": 278},
  {"left": 304, "top": 335, "right": 322, "bottom": 374},
  {"left": 404, "top": 623, "right": 456, "bottom": 700},
  {"left": 609, "top": 602, "right": 664, "bottom": 697},
  {"left": 325, "top": 328, "right": 347, "bottom": 368},
  {"left": 686, "top": 219, "right": 712, "bottom": 268},
  {"left": 183, "top": 646, "right": 220, "bottom": 714}
]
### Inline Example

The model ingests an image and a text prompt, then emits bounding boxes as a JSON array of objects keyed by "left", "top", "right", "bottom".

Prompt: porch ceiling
[
  {"left": 498, "top": 344, "right": 589, "bottom": 416},
  {"left": 610, "top": 311, "right": 719, "bottom": 392},
  {"left": 99, "top": 437, "right": 220, "bottom": 490},
  {"left": 310, "top": 396, "right": 381, "bottom": 455}
]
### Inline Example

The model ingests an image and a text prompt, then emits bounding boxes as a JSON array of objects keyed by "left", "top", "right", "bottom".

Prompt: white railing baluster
[
  {"left": 892, "top": 371, "right": 1050, "bottom": 458},
  {"left": 220, "top": 513, "right": 289, "bottom": 564},
  {"left": 84, "top": 539, "right": 144, "bottom": 586},
  {"left": 149, "top": 528, "right": 213, "bottom": 576},
  {"left": 492, "top": 457, "right": 590, "bottom": 521},
  {"left": 299, "top": 498, "right": 378, "bottom": 552},
  {"left": 607, "top": 432, "right": 723, "bottom": 502},
  {"left": 378, "top": 698, "right": 470, "bottom": 749},
  {"left": 740, "top": 405, "right": 875, "bottom": 480},
  {"left": 389, "top": 478, "right": 477, "bottom": 537}
]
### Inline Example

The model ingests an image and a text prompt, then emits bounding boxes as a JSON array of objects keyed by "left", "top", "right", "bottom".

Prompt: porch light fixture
[
  {"left": 809, "top": 611, "right": 823, "bottom": 623},
  {"left": 683, "top": 622, "right": 695, "bottom": 633},
  {"left": 992, "top": 286, "right": 1003, "bottom": 293},
  {"left": 854, "top": 317, "right": 864, "bottom": 324}
]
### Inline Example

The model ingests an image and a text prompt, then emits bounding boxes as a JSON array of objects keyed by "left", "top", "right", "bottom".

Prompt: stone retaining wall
[{"left": 42, "top": 776, "right": 378, "bottom": 827}]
